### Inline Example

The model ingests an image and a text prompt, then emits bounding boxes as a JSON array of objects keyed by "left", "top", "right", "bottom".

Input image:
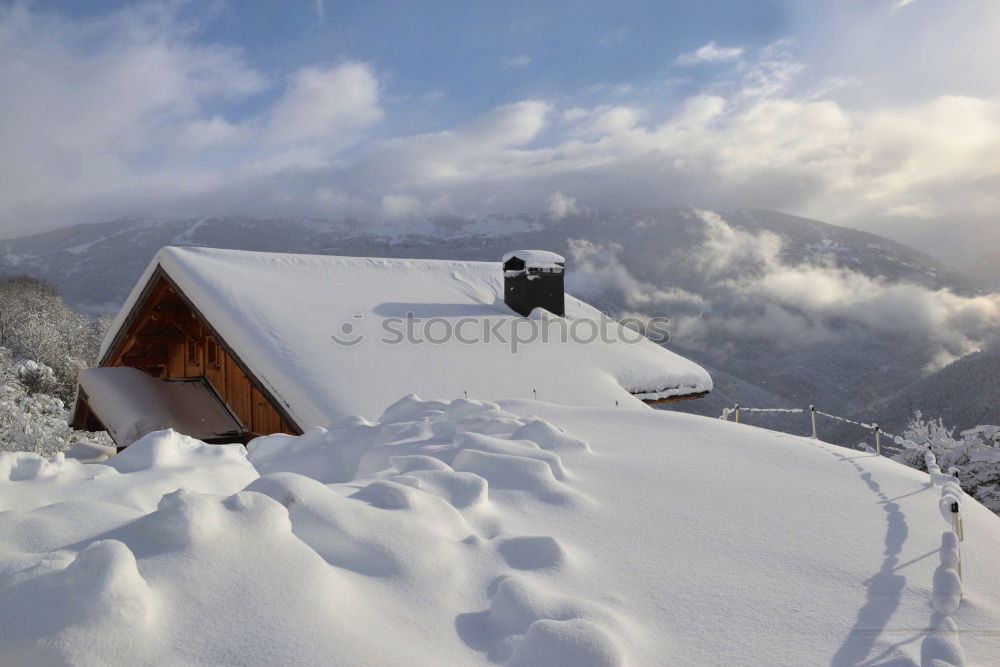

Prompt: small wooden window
[
  {"left": 207, "top": 338, "right": 218, "bottom": 367},
  {"left": 187, "top": 338, "right": 199, "bottom": 364}
]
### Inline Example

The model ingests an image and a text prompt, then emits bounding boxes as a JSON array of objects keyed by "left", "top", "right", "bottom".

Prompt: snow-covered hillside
[
  {"left": 865, "top": 343, "right": 1000, "bottom": 437},
  {"left": 1, "top": 396, "right": 998, "bottom": 665}
]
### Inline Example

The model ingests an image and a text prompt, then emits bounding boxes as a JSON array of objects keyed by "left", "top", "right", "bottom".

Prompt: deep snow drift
[{"left": 2, "top": 397, "right": 1000, "bottom": 665}]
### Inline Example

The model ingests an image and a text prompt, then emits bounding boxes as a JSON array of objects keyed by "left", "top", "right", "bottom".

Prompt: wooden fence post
[
  {"left": 874, "top": 424, "right": 881, "bottom": 456},
  {"left": 952, "top": 501, "right": 964, "bottom": 585},
  {"left": 735, "top": 403, "right": 741, "bottom": 424},
  {"left": 810, "top": 405, "right": 817, "bottom": 439}
]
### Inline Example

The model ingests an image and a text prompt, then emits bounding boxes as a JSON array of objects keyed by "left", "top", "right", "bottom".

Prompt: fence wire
[{"left": 721, "top": 403, "right": 919, "bottom": 453}]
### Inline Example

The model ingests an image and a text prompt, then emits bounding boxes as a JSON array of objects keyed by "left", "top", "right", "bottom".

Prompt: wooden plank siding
[
  {"left": 102, "top": 271, "right": 299, "bottom": 438},
  {"left": 197, "top": 337, "right": 294, "bottom": 435}
]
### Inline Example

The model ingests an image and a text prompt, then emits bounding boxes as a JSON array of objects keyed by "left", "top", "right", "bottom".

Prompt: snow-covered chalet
[{"left": 70, "top": 246, "right": 711, "bottom": 447}]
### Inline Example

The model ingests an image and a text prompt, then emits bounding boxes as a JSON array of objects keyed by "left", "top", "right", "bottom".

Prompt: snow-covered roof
[
  {"left": 101, "top": 246, "right": 711, "bottom": 427},
  {"left": 79, "top": 367, "right": 245, "bottom": 446},
  {"left": 501, "top": 249, "right": 565, "bottom": 268}
]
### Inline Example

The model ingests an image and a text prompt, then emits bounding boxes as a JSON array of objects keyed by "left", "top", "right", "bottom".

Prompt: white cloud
[
  {"left": 0, "top": 2, "right": 267, "bottom": 231},
  {"left": 499, "top": 54, "right": 531, "bottom": 68},
  {"left": 546, "top": 191, "right": 581, "bottom": 219},
  {"left": 566, "top": 239, "right": 705, "bottom": 309},
  {"left": 380, "top": 193, "right": 421, "bottom": 219},
  {"left": 349, "top": 100, "right": 551, "bottom": 189},
  {"left": 3, "top": 1, "right": 1000, "bottom": 256},
  {"left": 694, "top": 210, "right": 784, "bottom": 277},
  {"left": 266, "top": 62, "right": 383, "bottom": 145},
  {"left": 568, "top": 105, "right": 641, "bottom": 138},
  {"left": 675, "top": 41, "right": 744, "bottom": 65},
  {"left": 0, "top": 4, "right": 394, "bottom": 233},
  {"left": 177, "top": 116, "right": 244, "bottom": 149},
  {"left": 548, "top": 209, "right": 1000, "bottom": 366},
  {"left": 688, "top": 211, "right": 1000, "bottom": 368}
]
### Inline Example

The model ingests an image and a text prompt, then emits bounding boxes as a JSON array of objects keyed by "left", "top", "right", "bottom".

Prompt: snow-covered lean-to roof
[
  {"left": 77, "top": 367, "right": 245, "bottom": 446},
  {"left": 99, "top": 246, "right": 712, "bottom": 428}
]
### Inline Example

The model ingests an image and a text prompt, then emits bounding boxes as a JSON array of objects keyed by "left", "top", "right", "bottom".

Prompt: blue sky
[
  {"left": 41, "top": 0, "right": 788, "bottom": 134},
  {"left": 1, "top": 0, "right": 999, "bottom": 256}
]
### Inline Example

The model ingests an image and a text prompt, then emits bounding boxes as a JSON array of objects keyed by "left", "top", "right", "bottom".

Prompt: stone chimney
[{"left": 502, "top": 250, "right": 565, "bottom": 317}]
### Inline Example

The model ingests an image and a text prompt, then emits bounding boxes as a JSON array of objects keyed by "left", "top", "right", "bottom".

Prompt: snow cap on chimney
[
  {"left": 502, "top": 250, "right": 565, "bottom": 317},
  {"left": 501, "top": 249, "right": 566, "bottom": 270}
]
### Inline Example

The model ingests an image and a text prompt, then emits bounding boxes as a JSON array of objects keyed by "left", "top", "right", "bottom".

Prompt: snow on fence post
[
  {"left": 874, "top": 424, "right": 881, "bottom": 456},
  {"left": 924, "top": 531, "right": 966, "bottom": 664},
  {"left": 932, "top": 531, "right": 964, "bottom": 613},
  {"left": 734, "top": 403, "right": 741, "bottom": 424},
  {"left": 926, "top": 451, "right": 941, "bottom": 478},
  {"left": 810, "top": 405, "right": 817, "bottom": 439}
]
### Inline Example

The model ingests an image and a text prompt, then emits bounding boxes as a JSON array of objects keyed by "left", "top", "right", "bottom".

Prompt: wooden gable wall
[{"left": 102, "top": 270, "right": 299, "bottom": 437}]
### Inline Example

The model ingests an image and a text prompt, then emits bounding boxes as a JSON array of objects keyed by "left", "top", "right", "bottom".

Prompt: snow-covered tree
[
  {"left": 0, "top": 349, "right": 111, "bottom": 454},
  {"left": 895, "top": 411, "right": 1000, "bottom": 514},
  {"left": 0, "top": 276, "right": 109, "bottom": 403}
]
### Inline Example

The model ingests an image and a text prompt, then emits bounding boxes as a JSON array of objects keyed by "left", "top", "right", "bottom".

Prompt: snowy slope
[
  {"left": 2, "top": 397, "right": 998, "bottom": 665},
  {"left": 102, "top": 246, "right": 710, "bottom": 425}
]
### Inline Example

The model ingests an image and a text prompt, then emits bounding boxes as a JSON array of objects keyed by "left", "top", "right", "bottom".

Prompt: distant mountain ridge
[{"left": 0, "top": 209, "right": 977, "bottom": 309}]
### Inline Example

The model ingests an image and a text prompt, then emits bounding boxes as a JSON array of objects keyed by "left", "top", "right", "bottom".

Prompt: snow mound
[
  {"left": 454, "top": 432, "right": 568, "bottom": 480},
  {"left": 508, "top": 618, "right": 624, "bottom": 667},
  {"left": 511, "top": 418, "right": 591, "bottom": 452},
  {"left": 497, "top": 535, "right": 567, "bottom": 570},
  {"left": 452, "top": 449, "right": 580, "bottom": 506},
  {"left": 247, "top": 420, "right": 378, "bottom": 483},
  {"left": 0, "top": 429, "right": 257, "bottom": 513},
  {"left": 0, "top": 539, "right": 153, "bottom": 662},
  {"left": 2, "top": 395, "right": 1000, "bottom": 664},
  {"left": 462, "top": 575, "right": 625, "bottom": 662}
]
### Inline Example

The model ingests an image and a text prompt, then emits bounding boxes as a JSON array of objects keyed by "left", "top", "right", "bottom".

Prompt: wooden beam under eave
[
  {"left": 108, "top": 279, "right": 174, "bottom": 367},
  {"left": 71, "top": 393, "right": 90, "bottom": 431},
  {"left": 148, "top": 312, "right": 203, "bottom": 345},
  {"left": 152, "top": 303, "right": 188, "bottom": 313},
  {"left": 134, "top": 334, "right": 182, "bottom": 346},
  {"left": 72, "top": 393, "right": 108, "bottom": 433}
]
